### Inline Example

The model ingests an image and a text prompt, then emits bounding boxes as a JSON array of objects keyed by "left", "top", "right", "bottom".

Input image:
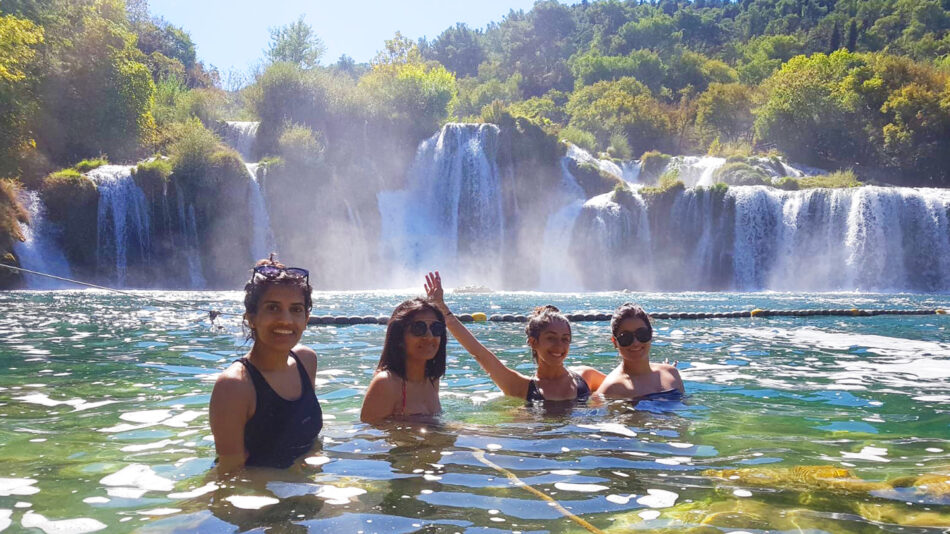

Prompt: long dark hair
[
  {"left": 525, "top": 305, "right": 571, "bottom": 362},
  {"left": 376, "top": 298, "right": 447, "bottom": 382},
  {"left": 243, "top": 256, "right": 313, "bottom": 340}
]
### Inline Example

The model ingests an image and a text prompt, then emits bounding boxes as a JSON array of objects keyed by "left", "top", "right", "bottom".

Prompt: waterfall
[
  {"left": 12, "top": 191, "right": 73, "bottom": 288},
  {"left": 245, "top": 163, "right": 276, "bottom": 262},
  {"left": 89, "top": 165, "right": 150, "bottom": 287},
  {"left": 668, "top": 156, "right": 726, "bottom": 187},
  {"left": 378, "top": 123, "right": 504, "bottom": 287},
  {"left": 222, "top": 121, "right": 260, "bottom": 160},
  {"left": 175, "top": 186, "right": 206, "bottom": 289},
  {"left": 570, "top": 191, "right": 653, "bottom": 290},
  {"left": 538, "top": 156, "right": 587, "bottom": 290}
]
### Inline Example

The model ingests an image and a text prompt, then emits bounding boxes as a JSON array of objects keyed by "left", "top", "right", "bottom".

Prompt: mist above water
[{"left": 14, "top": 122, "right": 950, "bottom": 292}]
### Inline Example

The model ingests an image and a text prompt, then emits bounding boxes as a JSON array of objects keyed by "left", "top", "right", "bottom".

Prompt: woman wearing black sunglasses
[
  {"left": 596, "top": 303, "right": 684, "bottom": 399},
  {"left": 209, "top": 257, "right": 322, "bottom": 474},
  {"left": 425, "top": 272, "right": 604, "bottom": 403},
  {"left": 360, "top": 298, "right": 447, "bottom": 423}
]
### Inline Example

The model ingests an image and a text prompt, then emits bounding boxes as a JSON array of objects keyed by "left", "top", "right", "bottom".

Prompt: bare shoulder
[
  {"left": 293, "top": 344, "right": 318, "bottom": 375},
  {"left": 654, "top": 362, "right": 682, "bottom": 377},
  {"left": 211, "top": 362, "right": 254, "bottom": 406},
  {"left": 368, "top": 369, "right": 399, "bottom": 390}
]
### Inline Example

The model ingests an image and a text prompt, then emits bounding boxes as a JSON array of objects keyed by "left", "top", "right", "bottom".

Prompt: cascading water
[
  {"left": 570, "top": 191, "right": 653, "bottom": 290},
  {"left": 245, "top": 163, "right": 276, "bottom": 262},
  {"left": 222, "top": 121, "right": 260, "bottom": 160},
  {"left": 12, "top": 191, "right": 73, "bottom": 288},
  {"left": 378, "top": 123, "right": 504, "bottom": 287},
  {"left": 538, "top": 155, "right": 588, "bottom": 290},
  {"left": 89, "top": 165, "right": 151, "bottom": 287},
  {"left": 175, "top": 186, "right": 206, "bottom": 289}
]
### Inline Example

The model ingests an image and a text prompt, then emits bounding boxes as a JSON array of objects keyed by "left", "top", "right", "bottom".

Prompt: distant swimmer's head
[
  {"left": 378, "top": 298, "right": 447, "bottom": 382},
  {"left": 611, "top": 302, "right": 652, "bottom": 354},
  {"left": 243, "top": 255, "right": 313, "bottom": 342},
  {"left": 525, "top": 305, "right": 571, "bottom": 364}
]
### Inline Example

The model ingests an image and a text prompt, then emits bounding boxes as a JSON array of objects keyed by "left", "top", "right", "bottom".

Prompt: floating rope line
[
  {"left": 468, "top": 446, "right": 605, "bottom": 534},
  {"left": 0, "top": 263, "right": 238, "bottom": 321},
  {"left": 307, "top": 307, "right": 947, "bottom": 325}
]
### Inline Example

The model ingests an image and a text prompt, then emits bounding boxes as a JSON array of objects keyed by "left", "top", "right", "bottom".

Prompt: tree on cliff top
[{"left": 266, "top": 15, "right": 326, "bottom": 69}]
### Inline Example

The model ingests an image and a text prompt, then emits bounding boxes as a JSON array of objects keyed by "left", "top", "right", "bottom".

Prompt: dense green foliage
[{"left": 2, "top": 0, "right": 950, "bottom": 194}]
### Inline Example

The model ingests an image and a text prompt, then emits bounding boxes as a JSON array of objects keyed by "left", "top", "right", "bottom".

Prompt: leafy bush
[
  {"left": 611, "top": 181, "right": 636, "bottom": 207},
  {"left": 277, "top": 123, "right": 325, "bottom": 169},
  {"left": 639, "top": 151, "right": 671, "bottom": 183},
  {"left": 559, "top": 126, "right": 597, "bottom": 153},
  {"left": 169, "top": 118, "right": 220, "bottom": 182},
  {"left": 74, "top": 157, "right": 108, "bottom": 172},
  {"left": 798, "top": 170, "right": 862, "bottom": 188},
  {"left": 640, "top": 169, "right": 685, "bottom": 197},
  {"left": 607, "top": 132, "right": 632, "bottom": 159},
  {"left": 773, "top": 176, "right": 801, "bottom": 190}
]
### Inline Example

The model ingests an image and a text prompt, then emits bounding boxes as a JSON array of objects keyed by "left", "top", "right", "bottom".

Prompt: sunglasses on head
[
  {"left": 251, "top": 265, "right": 309, "bottom": 284},
  {"left": 615, "top": 327, "right": 652, "bottom": 347},
  {"left": 408, "top": 320, "right": 446, "bottom": 338}
]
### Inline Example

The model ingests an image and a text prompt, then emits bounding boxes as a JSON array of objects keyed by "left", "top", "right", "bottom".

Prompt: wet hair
[
  {"left": 525, "top": 305, "right": 571, "bottom": 362},
  {"left": 243, "top": 255, "right": 313, "bottom": 340},
  {"left": 376, "top": 298, "right": 447, "bottom": 382},
  {"left": 610, "top": 302, "right": 652, "bottom": 338}
]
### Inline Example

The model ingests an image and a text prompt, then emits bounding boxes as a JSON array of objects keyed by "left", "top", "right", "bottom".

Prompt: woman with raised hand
[
  {"left": 425, "top": 271, "right": 603, "bottom": 403},
  {"left": 596, "top": 302, "right": 685, "bottom": 399},
  {"left": 360, "top": 298, "right": 447, "bottom": 423},
  {"left": 209, "top": 257, "right": 322, "bottom": 474}
]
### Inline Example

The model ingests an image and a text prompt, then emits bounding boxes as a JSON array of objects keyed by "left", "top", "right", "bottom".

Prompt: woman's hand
[{"left": 424, "top": 271, "right": 448, "bottom": 313}]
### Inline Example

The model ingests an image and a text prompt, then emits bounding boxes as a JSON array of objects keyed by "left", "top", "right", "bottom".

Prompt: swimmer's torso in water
[
  {"left": 525, "top": 371, "right": 591, "bottom": 404},
  {"left": 239, "top": 351, "right": 322, "bottom": 468}
]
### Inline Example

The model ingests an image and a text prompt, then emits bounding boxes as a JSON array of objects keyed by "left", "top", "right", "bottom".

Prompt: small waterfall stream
[
  {"left": 13, "top": 191, "right": 73, "bottom": 288},
  {"left": 89, "top": 165, "right": 151, "bottom": 287}
]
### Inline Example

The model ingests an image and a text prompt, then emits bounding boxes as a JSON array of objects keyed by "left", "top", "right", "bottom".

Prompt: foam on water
[{"left": 21, "top": 512, "right": 107, "bottom": 534}]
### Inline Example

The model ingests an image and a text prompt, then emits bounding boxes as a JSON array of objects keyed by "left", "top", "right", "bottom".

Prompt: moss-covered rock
[
  {"left": 566, "top": 159, "right": 623, "bottom": 198},
  {"left": 639, "top": 150, "right": 671, "bottom": 184},
  {"left": 713, "top": 161, "right": 770, "bottom": 186},
  {"left": 798, "top": 169, "right": 862, "bottom": 188},
  {"left": 74, "top": 157, "right": 108, "bottom": 172},
  {"left": 132, "top": 158, "right": 173, "bottom": 198},
  {"left": 39, "top": 169, "right": 98, "bottom": 273},
  {"left": 774, "top": 176, "right": 800, "bottom": 190}
]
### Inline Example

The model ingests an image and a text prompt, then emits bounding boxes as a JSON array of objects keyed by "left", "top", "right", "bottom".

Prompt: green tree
[
  {"left": 695, "top": 82, "right": 755, "bottom": 143},
  {"left": 266, "top": 15, "right": 325, "bottom": 69},
  {"left": 426, "top": 23, "right": 485, "bottom": 78},
  {"left": 0, "top": 14, "right": 43, "bottom": 176}
]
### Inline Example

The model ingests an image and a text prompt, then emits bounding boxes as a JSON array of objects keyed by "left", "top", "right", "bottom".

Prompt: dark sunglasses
[
  {"left": 408, "top": 320, "right": 446, "bottom": 338},
  {"left": 616, "top": 327, "right": 652, "bottom": 347},
  {"left": 251, "top": 265, "right": 309, "bottom": 284}
]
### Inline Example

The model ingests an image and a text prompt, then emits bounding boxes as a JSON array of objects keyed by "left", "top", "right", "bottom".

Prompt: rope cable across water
[
  {"left": 468, "top": 446, "right": 606, "bottom": 534},
  {"left": 0, "top": 263, "right": 240, "bottom": 320}
]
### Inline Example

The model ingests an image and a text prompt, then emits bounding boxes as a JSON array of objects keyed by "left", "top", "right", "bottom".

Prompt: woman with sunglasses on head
[
  {"left": 596, "top": 303, "right": 684, "bottom": 399},
  {"left": 209, "top": 257, "right": 322, "bottom": 474},
  {"left": 425, "top": 271, "right": 604, "bottom": 403},
  {"left": 360, "top": 298, "right": 447, "bottom": 423}
]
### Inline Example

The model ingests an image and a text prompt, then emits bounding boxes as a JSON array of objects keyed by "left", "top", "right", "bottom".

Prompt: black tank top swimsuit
[
  {"left": 525, "top": 371, "right": 591, "bottom": 404},
  {"left": 237, "top": 351, "right": 323, "bottom": 468}
]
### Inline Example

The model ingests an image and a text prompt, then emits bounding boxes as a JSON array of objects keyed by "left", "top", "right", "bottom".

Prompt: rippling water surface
[{"left": 1, "top": 290, "right": 949, "bottom": 533}]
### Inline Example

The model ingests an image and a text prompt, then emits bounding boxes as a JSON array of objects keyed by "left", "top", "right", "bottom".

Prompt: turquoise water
[{"left": 1, "top": 290, "right": 949, "bottom": 533}]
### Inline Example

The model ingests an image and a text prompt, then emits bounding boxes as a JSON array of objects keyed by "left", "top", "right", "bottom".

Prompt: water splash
[
  {"left": 13, "top": 191, "right": 73, "bottom": 288},
  {"left": 245, "top": 163, "right": 276, "bottom": 262}
]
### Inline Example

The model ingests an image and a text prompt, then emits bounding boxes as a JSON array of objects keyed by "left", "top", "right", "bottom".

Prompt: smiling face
[
  {"left": 402, "top": 309, "right": 443, "bottom": 365},
  {"left": 613, "top": 316, "right": 652, "bottom": 362},
  {"left": 528, "top": 319, "right": 572, "bottom": 366},
  {"left": 246, "top": 284, "right": 309, "bottom": 353}
]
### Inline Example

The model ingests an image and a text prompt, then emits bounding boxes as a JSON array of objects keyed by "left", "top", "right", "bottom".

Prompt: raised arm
[{"left": 425, "top": 272, "right": 530, "bottom": 399}]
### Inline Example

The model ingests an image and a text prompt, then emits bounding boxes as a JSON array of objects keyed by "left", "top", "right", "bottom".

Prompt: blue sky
[{"left": 149, "top": 0, "right": 543, "bottom": 76}]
